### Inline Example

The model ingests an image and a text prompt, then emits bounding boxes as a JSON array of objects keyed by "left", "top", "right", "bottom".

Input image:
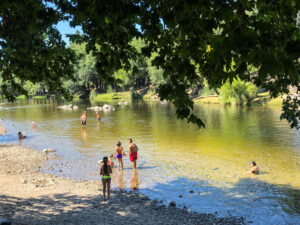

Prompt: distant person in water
[
  {"left": 80, "top": 111, "right": 87, "bottom": 127},
  {"left": 250, "top": 161, "right": 259, "bottom": 174},
  {"left": 100, "top": 156, "right": 112, "bottom": 201},
  {"left": 96, "top": 112, "right": 101, "bottom": 121},
  {"left": 128, "top": 138, "right": 138, "bottom": 169},
  {"left": 18, "top": 131, "right": 26, "bottom": 140},
  {"left": 114, "top": 141, "right": 126, "bottom": 170},
  {"left": 31, "top": 121, "right": 38, "bottom": 130}
]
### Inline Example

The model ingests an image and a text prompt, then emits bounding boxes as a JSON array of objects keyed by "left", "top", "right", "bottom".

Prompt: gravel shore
[{"left": 0, "top": 144, "right": 246, "bottom": 225}]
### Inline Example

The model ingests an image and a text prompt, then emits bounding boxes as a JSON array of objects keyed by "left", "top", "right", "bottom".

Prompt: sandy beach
[{"left": 0, "top": 143, "right": 246, "bottom": 225}]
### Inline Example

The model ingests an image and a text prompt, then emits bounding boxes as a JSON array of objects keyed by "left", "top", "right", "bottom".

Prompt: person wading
[
  {"left": 128, "top": 138, "right": 138, "bottom": 169},
  {"left": 80, "top": 111, "right": 87, "bottom": 127}
]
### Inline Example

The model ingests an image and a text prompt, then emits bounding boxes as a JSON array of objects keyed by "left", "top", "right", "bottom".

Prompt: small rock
[
  {"left": 169, "top": 201, "right": 176, "bottom": 207},
  {"left": 179, "top": 195, "right": 183, "bottom": 198},
  {"left": 59, "top": 170, "right": 62, "bottom": 172},
  {"left": 20, "top": 179, "right": 27, "bottom": 184},
  {"left": 43, "top": 148, "right": 56, "bottom": 153},
  {"left": 189, "top": 190, "right": 194, "bottom": 193}
]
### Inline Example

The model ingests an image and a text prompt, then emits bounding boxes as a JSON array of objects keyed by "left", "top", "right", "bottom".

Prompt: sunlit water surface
[{"left": 0, "top": 99, "right": 299, "bottom": 224}]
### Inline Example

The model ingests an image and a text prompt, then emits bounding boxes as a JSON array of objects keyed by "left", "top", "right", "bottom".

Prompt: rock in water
[{"left": 43, "top": 148, "right": 56, "bottom": 153}]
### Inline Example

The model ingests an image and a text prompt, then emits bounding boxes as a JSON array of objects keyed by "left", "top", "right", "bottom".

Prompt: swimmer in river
[
  {"left": 18, "top": 131, "right": 26, "bottom": 140},
  {"left": 114, "top": 141, "right": 126, "bottom": 170},
  {"left": 80, "top": 111, "right": 87, "bottom": 127},
  {"left": 96, "top": 111, "right": 101, "bottom": 121},
  {"left": 128, "top": 138, "right": 138, "bottom": 169},
  {"left": 100, "top": 156, "right": 112, "bottom": 201},
  {"left": 250, "top": 161, "right": 259, "bottom": 174},
  {"left": 31, "top": 121, "right": 38, "bottom": 130}
]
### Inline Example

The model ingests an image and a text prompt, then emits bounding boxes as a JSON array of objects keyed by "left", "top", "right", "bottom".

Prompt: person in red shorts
[{"left": 128, "top": 138, "right": 138, "bottom": 169}]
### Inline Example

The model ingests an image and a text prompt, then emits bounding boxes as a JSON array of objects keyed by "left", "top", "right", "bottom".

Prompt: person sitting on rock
[{"left": 18, "top": 131, "right": 26, "bottom": 140}]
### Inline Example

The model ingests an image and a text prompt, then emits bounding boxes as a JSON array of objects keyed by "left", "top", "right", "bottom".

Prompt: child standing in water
[
  {"left": 96, "top": 111, "right": 101, "bottom": 121},
  {"left": 100, "top": 156, "right": 112, "bottom": 201},
  {"left": 114, "top": 141, "right": 126, "bottom": 170},
  {"left": 108, "top": 154, "right": 115, "bottom": 168}
]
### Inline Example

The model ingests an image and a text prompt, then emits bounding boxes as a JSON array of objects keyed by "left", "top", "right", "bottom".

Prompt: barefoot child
[
  {"left": 114, "top": 141, "right": 126, "bottom": 170},
  {"left": 100, "top": 156, "right": 112, "bottom": 201},
  {"left": 96, "top": 111, "right": 101, "bottom": 121},
  {"left": 108, "top": 154, "right": 115, "bottom": 168}
]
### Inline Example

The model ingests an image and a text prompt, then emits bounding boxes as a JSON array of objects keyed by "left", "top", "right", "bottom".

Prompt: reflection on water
[
  {"left": 81, "top": 127, "right": 88, "bottom": 143},
  {"left": 0, "top": 99, "right": 299, "bottom": 224},
  {"left": 130, "top": 170, "right": 140, "bottom": 191}
]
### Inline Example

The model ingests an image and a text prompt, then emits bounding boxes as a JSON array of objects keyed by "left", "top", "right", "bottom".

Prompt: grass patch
[
  {"left": 194, "top": 96, "right": 220, "bottom": 104},
  {"left": 32, "top": 95, "right": 47, "bottom": 99},
  {"left": 72, "top": 94, "right": 81, "bottom": 101},
  {"left": 257, "top": 92, "right": 270, "bottom": 97},
  {"left": 90, "top": 92, "right": 132, "bottom": 102},
  {"left": 143, "top": 91, "right": 159, "bottom": 101},
  {"left": 253, "top": 92, "right": 282, "bottom": 106},
  {"left": 16, "top": 95, "right": 27, "bottom": 100},
  {"left": 267, "top": 97, "right": 283, "bottom": 106}
]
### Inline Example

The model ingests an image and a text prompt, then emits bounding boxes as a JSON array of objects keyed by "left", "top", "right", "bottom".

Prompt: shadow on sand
[{"left": 0, "top": 177, "right": 299, "bottom": 225}]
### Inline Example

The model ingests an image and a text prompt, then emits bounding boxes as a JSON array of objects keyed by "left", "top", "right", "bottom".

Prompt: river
[{"left": 0, "top": 99, "right": 299, "bottom": 224}]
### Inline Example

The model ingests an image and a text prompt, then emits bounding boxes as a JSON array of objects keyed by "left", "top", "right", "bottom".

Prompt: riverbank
[
  {"left": 194, "top": 92, "right": 283, "bottom": 106},
  {"left": 90, "top": 92, "right": 133, "bottom": 102},
  {"left": 0, "top": 143, "right": 246, "bottom": 225}
]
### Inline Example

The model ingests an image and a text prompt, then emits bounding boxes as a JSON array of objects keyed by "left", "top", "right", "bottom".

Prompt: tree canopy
[{"left": 0, "top": 0, "right": 299, "bottom": 128}]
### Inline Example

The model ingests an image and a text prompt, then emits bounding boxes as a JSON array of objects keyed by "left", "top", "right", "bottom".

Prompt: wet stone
[{"left": 169, "top": 201, "right": 176, "bottom": 207}]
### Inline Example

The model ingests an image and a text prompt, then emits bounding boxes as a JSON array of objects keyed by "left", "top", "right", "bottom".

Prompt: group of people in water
[
  {"left": 79, "top": 111, "right": 140, "bottom": 201},
  {"left": 16, "top": 110, "right": 259, "bottom": 202},
  {"left": 99, "top": 139, "right": 139, "bottom": 201},
  {"left": 80, "top": 111, "right": 101, "bottom": 127}
]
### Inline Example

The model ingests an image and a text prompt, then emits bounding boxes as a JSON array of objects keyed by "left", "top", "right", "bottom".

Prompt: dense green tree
[
  {"left": 0, "top": 0, "right": 299, "bottom": 128},
  {"left": 0, "top": 0, "right": 76, "bottom": 101},
  {"left": 219, "top": 78, "right": 258, "bottom": 105}
]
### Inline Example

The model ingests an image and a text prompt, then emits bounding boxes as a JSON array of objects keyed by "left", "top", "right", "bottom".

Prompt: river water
[{"left": 0, "top": 99, "right": 299, "bottom": 224}]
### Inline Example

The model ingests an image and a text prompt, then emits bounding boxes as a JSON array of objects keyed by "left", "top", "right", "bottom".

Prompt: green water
[{"left": 0, "top": 99, "right": 299, "bottom": 224}]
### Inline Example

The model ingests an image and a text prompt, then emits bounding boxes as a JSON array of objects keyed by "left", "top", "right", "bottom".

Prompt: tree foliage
[
  {"left": 0, "top": 0, "right": 299, "bottom": 128},
  {"left": 219, "top": 78, "right": 257, "bottom": 105}
]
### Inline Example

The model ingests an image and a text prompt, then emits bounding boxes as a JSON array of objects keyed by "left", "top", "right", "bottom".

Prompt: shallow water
[{"left": 0, "top": 99, "right": 299, "bottom": 224}]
